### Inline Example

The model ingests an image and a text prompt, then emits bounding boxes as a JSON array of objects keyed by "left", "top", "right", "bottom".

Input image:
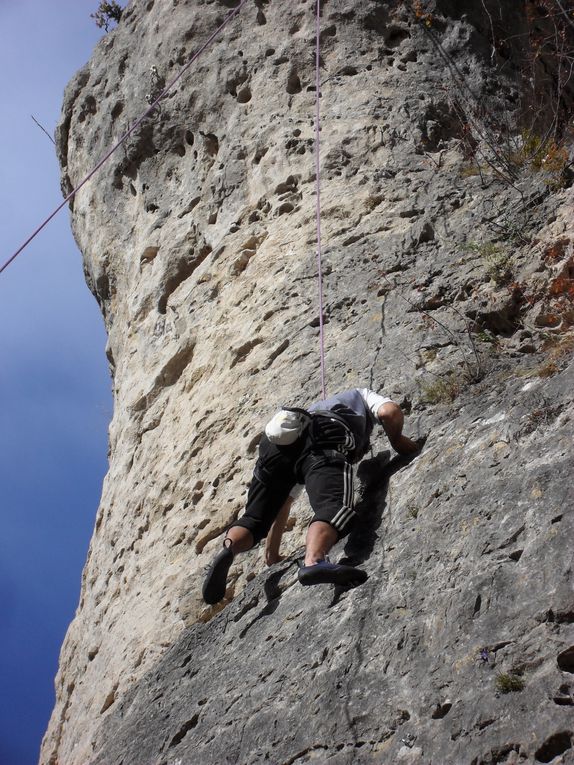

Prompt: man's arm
[
  {"left": 265, "top": 496, "right": 293, "bottom": 566},
  {"left": 377, "top": 402, "right": 421, "bottom": 455}
]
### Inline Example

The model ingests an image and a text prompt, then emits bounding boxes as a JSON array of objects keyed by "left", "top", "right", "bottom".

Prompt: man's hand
[
  {"left": 394, "top": 434, "right": 421, "bottom": 455},
  {"left": 395, "top": 433, "right": 428, "bottom": 455},
  {"left": 377, "top": 402, "right": 427, "bottom": 456},
  {"left": 264, "top": 548, "right": 284, "bottom": 566},
  {"left": 415, "top": 434, "right": 428, "bottom": 450}
]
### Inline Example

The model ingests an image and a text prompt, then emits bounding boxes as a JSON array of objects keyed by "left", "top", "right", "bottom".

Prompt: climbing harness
[
  {"left": 0, "top": 0, "right": 249, "bottom": 276},
  {"left": 265, "top": 404, "right": 362, "bottom": 462}
]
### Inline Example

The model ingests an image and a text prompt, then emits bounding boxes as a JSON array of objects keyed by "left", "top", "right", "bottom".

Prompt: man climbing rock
[{"left": 202, "top": 388, "right": 422, "bottom": 605}]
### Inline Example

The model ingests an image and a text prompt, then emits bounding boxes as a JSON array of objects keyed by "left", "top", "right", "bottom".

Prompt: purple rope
[
  {"left": 0, "top": 0, "right": 249, "bottom": 276},
  {"left": 314, "top": 0, "right": 327, "bottom": 400}
]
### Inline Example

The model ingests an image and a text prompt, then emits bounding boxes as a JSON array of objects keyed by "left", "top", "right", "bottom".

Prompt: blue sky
[{"left": 0, "top": 2, "right": 113, "bottom": 763}]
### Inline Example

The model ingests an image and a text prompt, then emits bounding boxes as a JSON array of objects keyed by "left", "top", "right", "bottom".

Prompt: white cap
[{"left": 265, "top": 409, "right": 305, "bottom": 445}]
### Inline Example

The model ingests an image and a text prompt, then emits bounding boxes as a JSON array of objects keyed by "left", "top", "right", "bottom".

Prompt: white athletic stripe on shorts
[
  {"left": 331, "top": 462, "right": 354, "bottom": 531},
  {"left": 332, "top": 507, "right": 355, "bottom": 531}
]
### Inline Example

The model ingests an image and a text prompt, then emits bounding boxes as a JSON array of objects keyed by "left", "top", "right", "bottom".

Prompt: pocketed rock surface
[{"left": 41, "top": 1, "right": 574, "bottom": 764}]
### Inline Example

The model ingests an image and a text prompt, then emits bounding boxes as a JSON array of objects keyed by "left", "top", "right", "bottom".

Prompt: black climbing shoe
[
  {"left": 298, "top": 560, "right": 368, "bottom": 588},
  {"left": 202, "top": 540, "right": 234, "bottom": 605}
]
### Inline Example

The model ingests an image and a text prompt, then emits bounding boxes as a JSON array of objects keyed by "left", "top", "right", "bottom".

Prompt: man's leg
[
  {"left": 298, "top": 455, "right": 367, "bottom": 587},
  {"left": 202, "top": 437, "right": 296, "bottom": 604},
  {"left": 304, "top": 521, "right": 338, "bottom": 566},
  {"left": 202, "top": 537, "right": 236, "bottom": 605},
  {"left": 202, "top": 490, "right": 293, "bottom": 605},
  {"left": 224, "top": 525, "right": 255, "bottom": 555}
]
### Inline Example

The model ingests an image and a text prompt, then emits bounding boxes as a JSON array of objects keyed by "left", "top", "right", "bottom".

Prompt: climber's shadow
[
  {"left": 329, "top": 449, "right": 418, "bottom": 604},
  {"left": 238, "top": 560, "right": 297, "bottom": 638},
  {"left": 263, "top": 563, "right": 293, "bottom": 610}
]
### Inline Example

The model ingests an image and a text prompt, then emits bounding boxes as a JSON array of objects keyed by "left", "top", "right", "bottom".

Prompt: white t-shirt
[{"left": 357, "top": 388, "right": 394, "bottom": 424}]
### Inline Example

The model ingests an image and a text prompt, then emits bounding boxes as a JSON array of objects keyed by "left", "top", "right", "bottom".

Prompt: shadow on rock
[
  {"left": 238, "top": 559, "right": 299, "bottom": 638},
  {"left": 342, "top": 449, "right": 419, "bottom": 566}
]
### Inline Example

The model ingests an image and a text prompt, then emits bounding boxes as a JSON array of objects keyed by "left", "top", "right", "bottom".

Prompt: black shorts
[{"left": 232, "top": 419, "right": 357, "bottom": 544}]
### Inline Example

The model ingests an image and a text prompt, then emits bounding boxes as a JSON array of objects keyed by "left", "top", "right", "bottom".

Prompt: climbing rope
[
  {"left": 5, "top": 0, "right": 330, "bottom": 405},
  {"left": 0, "top": 0, "right": 249, "bottom": 276},
  {"left": 314, "top": 0, "right": 327, "bottom": 400}
]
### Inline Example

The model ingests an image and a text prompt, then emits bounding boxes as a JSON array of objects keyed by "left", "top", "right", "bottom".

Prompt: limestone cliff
[{"left": 42, "top": 1, "right": 574, "bottom": 763}]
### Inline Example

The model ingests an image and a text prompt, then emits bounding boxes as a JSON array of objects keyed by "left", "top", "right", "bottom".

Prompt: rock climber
[{"left": 202, "top": 387, "right": 422, "bottom": 605}]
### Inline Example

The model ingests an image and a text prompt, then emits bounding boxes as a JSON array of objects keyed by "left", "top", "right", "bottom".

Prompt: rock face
[{"left": 41, "top": 1, "right": 574, "bottom": 764}]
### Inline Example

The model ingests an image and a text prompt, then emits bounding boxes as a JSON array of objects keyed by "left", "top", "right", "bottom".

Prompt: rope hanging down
[
  {"left": 0, "top": 0, "right": 249, "bottom": 277},
  {"left": 314, "top": 0, "right": 327, "bottom": 400}
]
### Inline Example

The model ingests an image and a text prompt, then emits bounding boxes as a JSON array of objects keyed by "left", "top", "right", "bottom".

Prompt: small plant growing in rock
[
  {"left": 533, "top": 334, "right": 574, "bottom": 378},
  {"left": 422, "top": 373, "right": 461, "bottom": 404},
  {"left": 412, "top": 0, "right": 433, "bottom": 27},
  {"left": 459, "top": 163, "right": 483, "bottom": 179},
  {"left": 482, "top": 244, "right": 513, "bottom": 285},
  {"left": 475, "top": 329, "right": 498, "bottom": 347},
  {"left": 537, "top": 360, "right": 560, "bottom": 378},
  {"left": 406, "top": 503, "right": 419, "bottom": 520},
  {"left": 91, "top": 1, "right": 123, "bottom": 32},
  {"left": 495, "top": 673, "right": 525, "bottom": 694},
  {"left": 465, "top": 241, "right": 513, "bottom": 285},
  {"left": 509, "top": 131, "right": 571, "bottom": 189},
  {"left": 492, "top": 216, "right": 531, "bottom": 247}
]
